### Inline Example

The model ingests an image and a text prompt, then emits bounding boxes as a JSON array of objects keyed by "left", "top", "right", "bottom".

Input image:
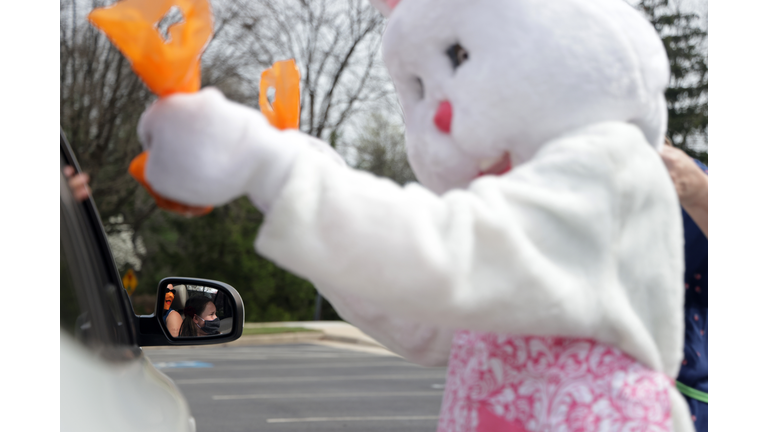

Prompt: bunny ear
[{"left": 368, "top": 0, "right": 401, "bottom": 17}]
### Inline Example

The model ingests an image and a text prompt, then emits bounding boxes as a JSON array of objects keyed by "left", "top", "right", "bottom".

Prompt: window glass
[
  {"left": 60, "top": 155, "right": 135, "bottom": 352},
  {"left": 60, "top": 238, "right": 84, "bottom": 337}
]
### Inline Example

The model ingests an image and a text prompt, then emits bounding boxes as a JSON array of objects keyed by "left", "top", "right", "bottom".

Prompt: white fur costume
[{"left": 138, "top": 0, "right": 692, "bottom": 430}]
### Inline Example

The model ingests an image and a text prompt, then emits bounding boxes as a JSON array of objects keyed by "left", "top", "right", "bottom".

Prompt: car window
[
  {"left": 61, "top": 150, "right": 138, "bottom": 358},
  {"left": 61, "top": 237, "right": 91, "bottom": 340}
]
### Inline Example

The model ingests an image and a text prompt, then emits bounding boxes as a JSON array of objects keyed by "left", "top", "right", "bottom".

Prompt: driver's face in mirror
[
  {"left": 192, "top": 302, "right": 218, "bottom": 331},
  {"left": 180, "top": 297, "right": 220, "bottom": 337}
]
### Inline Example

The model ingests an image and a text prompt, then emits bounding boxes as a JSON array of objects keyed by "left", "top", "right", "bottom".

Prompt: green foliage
[
  {"left": 351, "top": 112, "right": 416, "bottom": 186},
  {"left": 635, "top": 0, "right": 708, "bottom": 164},
  {"left": 136, "top": 197, "right": 324, "bottom": 322}
]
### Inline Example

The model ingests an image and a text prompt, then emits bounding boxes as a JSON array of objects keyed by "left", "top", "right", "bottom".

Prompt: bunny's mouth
[{"left": 477, "top": 152, "right": 512, "bottom": 177}]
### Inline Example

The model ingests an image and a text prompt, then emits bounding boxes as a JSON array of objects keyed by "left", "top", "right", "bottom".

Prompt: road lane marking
[
  {"left": 213, "top": 391, "right": 443, "bottom": 400},
  {"left": 149, "top": 354, "right": 347, "bottom": 360},
  {"left": 175, "top": 373, "right": 446, "bottom": 385},
  {"left": 266, "top": 415, "right": 440, "bottom": 423},
  {"left": 152, "top": 361, "right": 213, "bottom": 369},
  {"left": 160, "top": 361, "right": 425, "bottom": 372}
]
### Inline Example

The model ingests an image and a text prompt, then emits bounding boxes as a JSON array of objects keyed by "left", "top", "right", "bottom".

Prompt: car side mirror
[{"left": 135, "top": 277, "right": 244, "bottom": 347}]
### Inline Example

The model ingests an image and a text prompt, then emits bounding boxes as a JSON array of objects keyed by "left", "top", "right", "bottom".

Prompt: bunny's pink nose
[{"left": 434, "top": 100, "right": 452, "bottom": 134}]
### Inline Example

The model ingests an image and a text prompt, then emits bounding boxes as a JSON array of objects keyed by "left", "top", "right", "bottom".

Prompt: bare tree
[
  {"left": 60, "top": 0, "right": 156, "bottom": 240},
  {"left": 202, "top": 0, "right": 394, "bottom": 144}
]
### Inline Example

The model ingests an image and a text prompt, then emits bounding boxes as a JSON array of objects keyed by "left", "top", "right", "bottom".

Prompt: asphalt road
[{"left": 144, "top": 343, "right": 448, "bottom": 432}]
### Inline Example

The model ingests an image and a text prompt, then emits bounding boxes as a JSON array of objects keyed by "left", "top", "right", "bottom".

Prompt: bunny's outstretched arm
[{"left": 138, "top": 89, "right": 453, "bottom": 363}]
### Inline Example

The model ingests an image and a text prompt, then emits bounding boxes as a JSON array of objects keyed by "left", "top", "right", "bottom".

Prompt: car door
[{"left": 60, "top": 134, "right": 195, "bottom": 432}]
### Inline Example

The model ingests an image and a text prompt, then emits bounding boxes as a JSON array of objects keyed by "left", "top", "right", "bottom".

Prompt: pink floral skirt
[{"left": 437, "top": 331, "right": 672, "bottom": 432}]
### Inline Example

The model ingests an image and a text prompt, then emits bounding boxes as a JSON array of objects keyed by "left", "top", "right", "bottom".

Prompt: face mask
[{"left": 196, "top": 317, "right": 220, "bottom": 334}]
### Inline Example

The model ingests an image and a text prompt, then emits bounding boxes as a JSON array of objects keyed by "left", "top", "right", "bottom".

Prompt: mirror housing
[{"left": 135, "top": 277, "right": 244, "bottom": 347}]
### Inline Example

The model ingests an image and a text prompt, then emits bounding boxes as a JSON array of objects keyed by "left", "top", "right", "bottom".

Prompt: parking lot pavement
[{"left": 144, "top": 343, "right": 448, "bottom": 432}]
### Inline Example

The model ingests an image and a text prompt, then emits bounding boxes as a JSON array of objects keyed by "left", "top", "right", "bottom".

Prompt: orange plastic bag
[
  {"left": 259, "top": 60, "right": 301, "bottom": 130},
  {"left": 89, "top": 0, "right": 214, "bottom": 216},
  {"left": 128, "top": 152, "right": 213, "bottom": 217},
  {"left": 88, "top": 0, "right": 212, "bottom": 97}
]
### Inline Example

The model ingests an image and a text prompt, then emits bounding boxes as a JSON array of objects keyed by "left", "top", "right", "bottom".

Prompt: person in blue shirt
[{"left": 661, "top": 140, "right": 708, "bottom": 432}]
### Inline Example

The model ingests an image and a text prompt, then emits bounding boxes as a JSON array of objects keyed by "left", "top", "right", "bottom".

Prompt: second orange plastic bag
[{"left": 259, "top": 60, "right": 301, "bottom": 130}]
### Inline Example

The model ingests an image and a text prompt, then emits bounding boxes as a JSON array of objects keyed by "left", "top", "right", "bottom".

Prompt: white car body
[{"left": 61, "top": 331, "right": 195, "bottom": 432}]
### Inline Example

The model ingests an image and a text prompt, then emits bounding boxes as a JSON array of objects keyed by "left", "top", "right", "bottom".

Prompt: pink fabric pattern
[{"left": 437, "top": 331, "right": 672, "bottom": 432}]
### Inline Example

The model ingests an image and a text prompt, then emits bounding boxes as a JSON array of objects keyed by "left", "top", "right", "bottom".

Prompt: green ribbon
[{"left": 676, "top": 381, "right": 708, "bottom": 404}]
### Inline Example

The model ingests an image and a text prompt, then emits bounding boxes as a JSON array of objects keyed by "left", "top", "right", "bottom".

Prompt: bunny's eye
[
  {"left": 415, "top": 77, "right": 425, "bottom": 99},
  {"left": 446, "top": 43, "right": 469, "bottom": 70}
]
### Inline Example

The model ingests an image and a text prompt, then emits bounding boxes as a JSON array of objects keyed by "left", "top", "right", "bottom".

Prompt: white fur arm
[
  {"left": 137, "top": 88, "right": 344, "bottom": 212},
  {"left": 256, "top": 122, "right": 684, "bottom": 378},
  {"left": 136, "top": 88, "right": 451, "bottom": 363}
]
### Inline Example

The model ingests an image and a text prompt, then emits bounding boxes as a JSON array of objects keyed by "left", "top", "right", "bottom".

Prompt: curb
[
  {"left": 142, "top": 322, "right": 390, "bottom": 351},
  {"left": 219, "top": 333, "right": 386, "bottom": 349},
  {"left": 143, "top": 331, "right": 324, "bottom": 350},
  {"left": 219, "top": 331, "right": 324, "bottom": 347},
  {"left": 320, "top": 334, "right": 386, "bottom": 349}
]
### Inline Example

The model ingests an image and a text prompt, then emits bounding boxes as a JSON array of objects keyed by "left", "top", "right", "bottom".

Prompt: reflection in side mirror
[
  {"left": 162, "top": 283, "right": 235, "bottom": 338},
  {"left": 135, "top": 277, "right": 244, "bottom": 347}
]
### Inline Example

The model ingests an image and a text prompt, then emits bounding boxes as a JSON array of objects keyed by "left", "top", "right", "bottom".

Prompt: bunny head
[{"left": 370, "top": 0, "right": 670, "bottom": 194}]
